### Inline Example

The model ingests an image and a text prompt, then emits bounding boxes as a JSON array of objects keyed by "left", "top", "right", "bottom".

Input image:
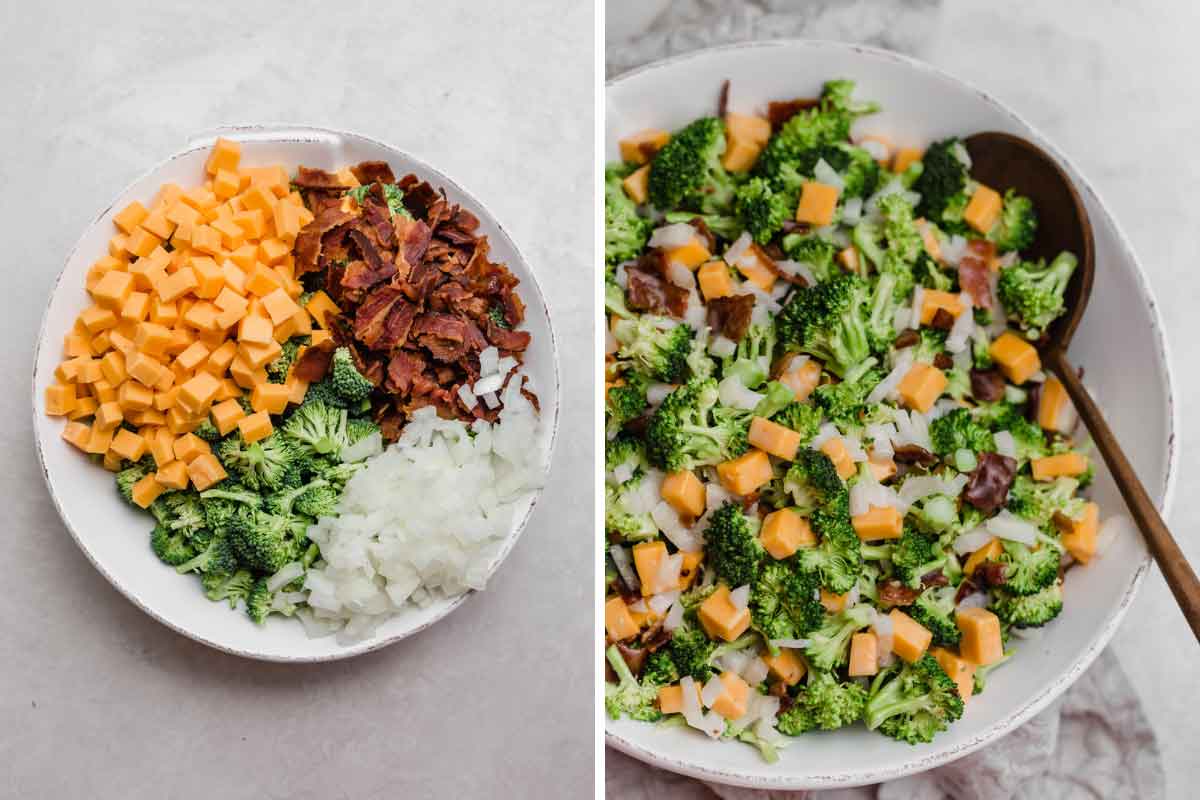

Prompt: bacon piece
[
  {"left": 893, "top": 329, "right": 920, "bottom": 349},
  {"left": 501, "top": 286, "right": 525, "bottom": 326},
  {"left": 353, "top": 287, "right": 405, "bottom": 348},
  {"left": 878, "top": 581, "right": 920, "bottom": 608},
  {"left": 706, "top": 294, "right": 756, "bottom": 342},
  {"left": 717, "top": 79, "right": 731, "bottom": 119},
  {"left": 348, "top": 228, "right": 391, "bottom": 276},
  {"left": 350, "top": 161, "right": 396, "bottom": 186},
  {"left": 485, "top": 318, "right": 531, "bottom": 352},
  {"left": 292, "top": 340, "right": 336, "bottom": 382},
  {"left": 625, "top": 267, "right": 688, "bottom": 317},
  {"left": 386, "top": 351, "right": 428, "bottom": 394},
  {"left": 359, "top": 194, "right": 396, "bottom": 248},
  {"left": 295, "top": 206, "right": 358, "bottom": 275},
  {"left": 965, "top": 452, "right": 1018, "bottom": 512},
  {"left": 958, "top": 242, "right": 996, "bottom": 310},
  {"left": 396, "top": 218, "right": 432, "bottom": 269},
  {"left": 768, "top": 98, "right": 820, "bottom": 132},
  {"left": 970, "top": 369, "right": 1006, "bottom": 402},
  {"left": 294, "top": 166, "right": 348, "bottom": 189},
  {"left": 375, "top": 301, "right": 418, "bottom": 351}
]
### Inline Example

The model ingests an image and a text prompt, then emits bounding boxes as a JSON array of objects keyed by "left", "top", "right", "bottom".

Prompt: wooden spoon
[{"left": 964, "top": 131, "right": 1200, "bottom": 641}]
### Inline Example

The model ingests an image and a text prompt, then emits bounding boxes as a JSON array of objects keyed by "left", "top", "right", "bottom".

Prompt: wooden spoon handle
[{"left": 1045, "top": 350, "right": 1200, "bottom": 641}]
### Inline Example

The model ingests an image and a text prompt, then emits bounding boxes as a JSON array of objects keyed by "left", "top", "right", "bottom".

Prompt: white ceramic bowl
[
  {"left": 606, "top": 41, "right": 1177, "bottom": 789},
  {"left": 32, "top": 125, "right": 559, "bottom": 662}
]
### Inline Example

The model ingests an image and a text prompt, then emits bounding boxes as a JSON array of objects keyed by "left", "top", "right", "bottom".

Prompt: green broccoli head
[
  {"left": 174, "top": 530, "right": 238, "bottom": 576},
  {"left": 781, "top": 235, "right": 839, "bottom": 283},
  {"left": 990, "top": 579, "right": 1063, "bottom": 628},
  {"left": 997, "top": 252, "right": 1077, "bottom": 338},
  {"left": 704, "top": 502, "right": 763, "bottom": 588},
  {"left": 865, "top": 653, "right": 965, "bottom": 744},
  {"left": 811, "top": 368, "right": 882, "bottom": 427},
  {"left": 838, "top": 145, "right": 882, "bottom": 199},
  {"left": 795, "top": 502, "right": 863, "bottom": 594},
  {"left": 996, "top": 541, "right": 1060, "bottom": 596},
  {"left": 987, "top": 189, "right": 1037, "bottom": 253},
  {"left": 909, "top": 585, "right": 961, "bottom": 647},
  {"left": 191, "top": 418, "right": 222, "bottom": 442},
  {"left": 783, "top": 448, "right": 847, "bottom": 514},
  {"left": 345, "top": 417, "right": 380, "bottom": 445},
  {"left": 891, "top": 525, "right": 947, "bottom": 589},
  {"left": 264, "top": 477, "right": 329, "bottom": 518},
  {"left": 282, "top": 398, "right": 350, "bottom": 456},
  {"left": 642, "top": 649, "right": 681, "bottom": 687},
  {"left": 750, "top": 558, "right": 825, "bottom": 642},
  {"left": 777, "top": 670, "right": 868, "bottom": 735},
  {"left": 199, "top": 485, "right": 262, "bottom": 532},
  {"left": 734, "top": 177, "right": 794, "bottom": 244},
  {"left": 662, "top": 211, "right": 744, "bottom": 243},
  {"left": 330, "top": 347, "right": 373, "bottom": 403},
  {"left": 227, "top": 508, "right": 308, "bottom": 574},
  {"left": 722, "top": 321, "right": 776, "bottom": 390},
  {"left": 605, "top": 478, "right": 656, "bottom": 542},
  {"left": 771, "top": 402, "right": 822, "bottom": 444},
  {"left": 245, "top": 577, "right": 275, "bottom": 625},
  {"left": 266, "top": 338, "right": 303, "bottom": 384},
  {"left": 201, "top": 568, "right": 255, "bottom": 608},
  {"left": 644, "top": 378, "right": 748, "bottom": 472},
  {"left": 803, "top": 604, "right": 874, "bottom": 671},
  {"left": 217, "top": 432, "right": 298, "bottom": 491},
  {"left": 116, "top": 462, "right": 151, "bottom": 505},
  {"left": 293, "top": 483, "right": 340, "bottom": 518},
  {"left": 1006, "top": 475, "right": 1085, "bottom": 532},
  {"left": 605, "top": 163, "right": 653, "bottom": 265},
  {"left": 606, "top": 371, "right": 649, "bottom": 436},
  {"left": 613, "top": 316, "right": 693, "bottom": 384},
  {"left": 150, "top": 523, "right": 197, "bottom": 567},
  {"left": 930, "top": 408, "right": 996, "bottom": 456},
  {"left": 648, "top": 117, "right": 737, "bottom": 214},
  {"left": 777, "top": 273, "right": 876, "bottom": 379},
  {"left": 913, "top": 138, "right": 972, "bottom": 232},
  {"left": 604, "top": 644, "right": 662, "bottom": 722},
  {"left": 665, "top": 625, "right": 717, "bottom": 682},
  {"left": 912, "top": 250, "right": 954, "bottom": 292}
]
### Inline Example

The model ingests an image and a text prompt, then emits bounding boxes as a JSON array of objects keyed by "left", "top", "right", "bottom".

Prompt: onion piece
[
  {"left": 985, "top": 510, "right": 1040, "bottom": 545},
  {"left": 953, "top": 526, "right": 994, "bottom": 555},
  {"left": 482, "top": 391, "right": 500, "bottom": 410},
  {"left": 993, "top": 430, "right": 1017, "bottom": 459},
  {"left": 478, "top": 346, "right": 499, "bottom": 377},
  {"left": 666, "top": 261, "right": 695, "bottom": 289},
  {"left": 648, "top": 588, "right": 680, "bottom": 615},
  {"left": 945, "top": 293, "right": 975, "bottom": 353},
  {"left": 609, "top": 546, "right": 640, "bottom": 593},
  {"left": 956, "top": 591, "right": 989, "bottom": 611},
  {"left": 871, "top": 610, "right": 895, "bottom": 657},
  {"left": 473, "top": 373, "right": 504, "bottom": 396},
  {"left": 813, "top": 158, "right": 844, "bottom": 193},
  {"left": 456, "top": 383, "right": 478, "bottom": 409},
  {"left": 266, "top": 561, "right": 305, "bottom": 593},
  {"left": 868, "top": 349, "right": 915, "bottom": 405},
  {"left": 652, "top": 501, "right": 702, "bottom": 552},
  {"left": 769, "top": 639, "right": 811, "bottom": 650},
  {"left": 718, "top": 375, "right": 763, "bottom": 411},
  {"left": 741, "top": 657, "right": 769, "bottom": 686},
  {"left": 724, "top": 232, "right": 753, "bottom": 267},
  {"left": 340, "top": 431, "right": 382, "bottom": 463},
  {"left": 646, "top": 383, "right": 675, "bottom": 407},
  {"left": 701, "top": 676, "right": 725, "bottom": 708},
  {"left": 663, "top": 600, "right": 685, "bottom": 632},
  {"left": 650, "top": 223, "right": 698, "bottom": 249},
  {"left": 654, "top": 555, "right": 683, "bottom": 594},
  {"left": 775, "top": 259, "right": 816, "bottom": 285},
  {"left": 730, "top": 584, "right": 751, "bottom": 611},
  {"left": 709, "top": 336, "right": 737, "bottom": 358}
]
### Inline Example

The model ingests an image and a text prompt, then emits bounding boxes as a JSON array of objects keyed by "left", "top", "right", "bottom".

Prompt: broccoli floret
[
  {"left": 910, "top": 494, "right": 960, "bottom": 536},
  {"left": 227, "top": 508, "right": 308, "bottom": 574},
  {"left": 704, "top": 503, "right": 763, "bottom": 588},
  {"left": 795, "top": 503, "right": 863, "bottom": 594},
  {"left": 782, "top": 448, "right": 846, "bottom": 514},
  {"left": 293, "top": 483, "right": 339, "bottom": 518},
  {"left": 998, "top": 252, "right": 1077, "bottom": 338},
  {"left": 734, "top": 177, "right": 793, "bottom": 244},
  {"left": 245, "top": 577, "right": 275, "bottom": 624},
  {"left": 175, "top": 530, "right": 238, "bottom": 576},
  {"left": 642, "top": 649, "right": 680, "bottom": 687},
  {"left": 771, "top": 402, "right": 822, "bottom": 443},
  {"left": 777, "top": 273, "right": 876, "bottom": 379},
  {"left": 913, "top": 138, "right": 972, "bottom": 232},
  {"left": 866, "top": 272, "right": 901, "bottom": 351},
  {"left": 345, "top": 417, "right": 380, "bottom": 446},
  {"left": 812, "top": 369, "right": 883, "bottom": 427},
  {"left": 750, "top": 558, "right": 825, "bottom": 642},
  {"left": 912, "top": 250, "right": 954, "bottom": 292},
  {"left": 191, "top": 418, "right": 222, "bottom": 442},
  {"left": 330, "top": 347, "right": 373, "bottom": 404},
  {"left": 987, "top": 189, "right": 1037, "bottom": 253},
  {"left": 972, "top": 649, "right": 1014, "bottom": 695},
  {"left": 605, "top": 478, "right": 656, "bottom": 542},
  {"left": 644, "top": 378, "right": 748, "bottom": 472},
  {"left": 201, "top": 568, "right": 254, "bottom": 607},
  {"left": 891, "top": 525, "right": 947, "bottom": 589},
  {"left": 265, "top": 477, "right": 330, "bottom": 517},
  {"left": 199, "top": 485, "right": 262, "bottom": 532},
  {"left": 865, "top": 653, "right": 965, "bottom": 744},
  {"left": 605, "top": 432, "right": 646, "bottom": 475},
  {"left": 909, "top": 585, "right": 961, "bottom": 647},
  {"left": 855, "top": 195, "right": 921, "bottom": 302},
  {"left": 217, "top": 433, "right": 298, "bottom": 492},
  {"left": 604, "top": 644, "right": 662, "bottom": 722},
  {"left": 1006, "top": 475, "right": 1085, "bottom": 532},
  {"left": 648, "top": 117, "right": 737, "bottom": 214},
  {"left": 776, "top": 670, "right": 868, "bottom": 735},
  {"left": 606, "top": 371, "right": 649, "bottom": 436},
  {"left": 996, "top": 541, "right": 1060, "bottom": 596},
  {"left": 722, "top": 321, "right": 776, "bottom": 389},
  {"left": 781, "top": 235, "right": 839, "bottom": 283},
  {"left": 613, "top": 316, "right": 693, "bottom": 383},
  {"left": 282, "top": 399, "right": 350, "bottom": 456},
  {"left": 838, "top": 145, "right": 882, "bottom": 199},
  {"left": 606, "top": 163, "right": 652, "bottom": 264},
  {"left": 266, "top": 338, "right": 303, "bottom": 384},
  {"left": 150, "top": 523, "right": 196, "bottom": 567},
  {"left": 116, "top": 463, "right": 151, "bottom": 505},
  {"left": 804, "top": 605, "right": 874, "bottom": 670},
  {"left": 930, "top": 408, "right": 995, "bottom": 456},
  {"left": 664, "top": 625, "right": 717, "bottom": 682},
  {"left": 663, "top": 211, "right": 743, "bottom": 243},
  {"left": 605, "top": 279, "right": 635, "bottom": 318},
  {"left": 990, "top": 580, "right": 1063, "bottom": 628},
  {"left": 155, "top": 492, "right": 209, "bottom": 541}
]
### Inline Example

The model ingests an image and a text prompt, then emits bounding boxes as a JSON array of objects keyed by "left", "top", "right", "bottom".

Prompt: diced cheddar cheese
[
  {"left": 109, "top": 428, "right": 147, "bottom": 462},
  {"left": 852, "top": 505, "right": 904, "bottom": 541},
  {"left": 156, "top": 267, "right": 199, "bottom": 303},
  {"left": 622, "top": 165, "right": 650, "bottom": 205},
  {"left": 237, "top": 411, "right": 273, "bottom": 443},
  {"left": 1059, "top": 501, "right": 1100, "bottom": 564},
  {"left": 660, "top": 470, "right": 705, "bottom": 518},
  {"left": 618, "top": 129, "right": 670, "bottom": 165},
  {"left": 1037, "top": 375, "right": 1076, "bottom": 434},
  {"left": 657, "top": 683, "right": 702, "bottom": 715},
  {"left": 897, "top": 362, "right": 947, "bottom": 414},
  {"left": 698, "top": 584, "right": 752, "bottom": 642},
  {"left": 204, "top": 137, "right": 241, "bottom": 176},
  {"left": 130, "top": 474, "right": 166, "bottom": 508},
  {"left": 820, "top": 589, "right": 848, "bottom": 613},
  {"left": 779, "top": 358, "right": 822, "bottom": 402},
  {"left": 91, "top": 269, "right": 135, "bottom": 310},
  {"left": 178, "top": 371, "right": 221, "bottom": 414},
  {"left": 891, "top": 147, "right": 923, "bottom": 174},
  {"left": 258, "top": 237, "right": 290, "bottom": 265},
  {"left": 61, "top": 421, "right": 91, "bottom": 450},
  {"left": 304, "top": 290, "right": 341, "bottom": 329},
  {"left": 147, "top": 428, "right": 174, "bottom": 467},
  {"left": 84, "top": 423, "right": 115, "bottom": 454},
  {"left": 239, "top": 338, "right": 281, "bottom": 370},
  {"left": 748, "top": 416, "right": 801, "bottom": 460},
  {"left": 212, "top": 168, "right": 240, "bottom": 200},
  {"left": 665, "top": 239, "right": 710, "bottom": 270},
  {"left": 867, "top": 452, "right": 897, "bottom": 483},
  {"left": 819, "top": 437, "right": 856, "bottom": 480},
  {"left": 94, "top": 401, "right": 124, "bottom": 431},
  {"left": 989, "top": 332, "right": 1041, "bottom": 385},
  {"left": 795, "top": 181, "right": 839, "bottom": 226},
  {"left": 125, "top": 227, "right": 162, "bottom": 259},
  {"left": 79, "top": 305, "right": 118, "bottom": 334},
  {"left": 175, "top": 341, "right": 210, "bottom": 372},
  {"left": 156, "top": 460, "right": 190, "bottom": 490},
  {"left": 134, "top": 321, "right": 172, "bottom": 356},
  {"left": 708, "top": 671, "right": 750, "bottom": 720},
  {"left": 678, "top": 550, "right": 704, "bottom": 591},
  {"left": 68, "top": 397, "right": 99, "bottom": 421},
  {"left": 121, "top": 291, "right": 150, "bottom": 322},
  {"left": 114, "top": 201, "right": 150, "bottom": 234},
  {"left": 1031, "top": 452, "right": 1088, "bottom": 481},
  {"left": 919, "top": 290, "right": 965, "bottom": 326},
  {"left": 696, "top": 260, "right": 733, "bottom": 301},
  {"left": 250, "top": 382, "right": 291, "bottom": 415},
  {"left": 889, "top": 609, "right": 933, "bottom": 663},
  {"left": 760, "top": 509, "right": 815, "bottom": 559},
  {"left": 99, "top": 351, "right": 127, "bottom": 384},
  {"left": 260, "top": 287, "right": 301, "bottom": 325},
  {"left": 931, "top": 647, "right": 976, "bottom": 701},
  {"left": 172, "top": 433, "right": 210, "bottom": 463},
  {"left": 721, "top": 113, "right": 772, "bottom": 172},
  {"left": 963, "top": 537, "right": 1002, "bottom": 578},
  {"left": 963, "top": 184, "right": 1003, "bottom": 234},
  {"left": 732, "top": 247, "right": 776, "bottom": 292},
  {"left": 186, "top": 453, "right": 227, "bottom": 491},
  {"left": 45, "top": 384, "right": 76, "bottom": 416},
  {"left": 715, "top": 449, "right": 772, "bottom": 496},
  {"left": 848, "top": 632, "right": 879, "bottom": 677},
  {"left": 956, "top": 607, "right": 1004, "bottom": 666},
  {"left": 632, "top": 540, "right": 675, "bottom": 596},
  {"left": 238, "top": 314, "right": 274, "bottom": 345},
  {"left": 605, "top": 595, "right": 639, "bottom": 641},
  {"left": 762, "top": 648, "right": 806, "bottom": 686}
]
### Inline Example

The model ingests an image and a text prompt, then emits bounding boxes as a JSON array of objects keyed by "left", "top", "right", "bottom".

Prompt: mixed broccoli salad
[{"left": 604, "top": 80, "right": 1100, "bottom": 759}]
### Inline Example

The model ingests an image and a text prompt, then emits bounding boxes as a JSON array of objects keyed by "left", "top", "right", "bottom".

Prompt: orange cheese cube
[
  {"left": 99, "top": 351, "right": 127, "bottom": 385},
  {"left": 309, "top": 329, "right": 332, "bottom": 347},
  {"left": 155, "top": 460, "right": 190, "bottom": 490},
  {"left": 1031, "top": 452, "right": 1088, "bottom": 481},
  {"left": 820, "top": 588, "right": 849, "bottom": 613},
  {"left": 889, "top": 609, "right": 933, "bottom": 663},
  {"left": 867, "top": 452, "right": 897, "bottom": 483},
  {"left": 760, "top": 509, "right": 815, "bottom": 559},
  {"left": 222, "top": 258, "right": 250, "bottom": 292},
  {"left": 250, "top": 382, "right": 291, "bottom": 415},
  {"left": 897, "top": 362, "right": 947, "bottom": 414},
  {"left": 166, "top": 200, "right": 202, "bottom": 228},
  {"left": 86, "top": 256, "right": 123, "bottom": 291},
  {"left": 242, "top": 185, "right": 280, "bottom": 214},
  {"left": 709, "top": 671, "right": 751, "bottom": 720},
  {"left": 696, "top": 261, "right": 733, "bottom": 301},
  {"left": 205, "top": 340, "right": 238, "bottom": 376},
  {"left": 210, "top": 215, "right": 245, "bottom": 249},
  {"left": 853, "top": 505, "right": 904, "bottom": 541},
  {"left": 285, "top": 375, "right": 309, "bottom": 405},
  {"left": 74, "top": 359, "right": 104, "bottom": 384},
  {"left": 94, "top": 401, "right": 124, "bottom": 431},
  {"left": 89, "top": 330, "right": 113, "bottom": 356},
  {"left": 239, "top": 339, "right": 281, "bottom": 370},
  {"left": 1037, "top": 375, "right": 1075, "bottom": 434},
  {"left": 618, "top": 129, "right": 670, "bottom": 165},
  {"left": 186, "top": 453, "right": 228, "bottom": 491},
  {"left": 108, "top": 234, "right": 131, "bottom": 259},
  {"left": 215, "top": 286, "right": 249, "bottom": 315},
  {"left": 128, "top": 407, "right": 167, "bottom": 427},
  {"left": 237, "top": 411, "right": 273, "bottom": 443},
  {"left": 931, "top": 647, "right": 976, "bottom": 701},
  {"left": 210, "top": 398, "right": 247, "bottom": 436},
  {"left": 182, "top": 300, "right": 220, "bottom": 332},
  {"left": 125, "top": 228, "right": 162, "bottom": 259},
  {"left": 109, "top": 428, "right": 147, "bottom": 462},
  {"left": 113, "top": 201, "right": 149, "bottom": 234},
  {"left": 91, "top": 270, "right": 135, "bottom": 310},
  {"left": 725, "top": 112, "right": 771, "bottom": 147},
  {"left": 140, "top": 208, "right": 175, "bottom": 240},
  {"left": 117, "top": 381, "right": 154, "bottom": 411},
  {"left": 621, "top": 165, "right": 650, "bottom": 205},
  {"left": 212, "top": 168, "right": 240, "bottom": 200},
  {"left": 1060, "top": 501, "right": 1100, "bottom": 564},
  {"left": 64, "top": 333, "right": 92, "bottom": 358},
  {"left": 79, "top": 305, "right": 118, "bottom": 334},
  {"left": 732, "top": 248, "right": 776, "bottom": 292},
  {"left": 660, "top": 470, "right": 705, "bottom": 518},
  {"left": 232, "top": 209, "right": 267, "bottom": 239},
  {"left": 146, "top": 428, "right": 175, "bottom": 468},
  {"left": 605, "top": 596, "right": 639, "bottom": 641},
  {"left": 172, "top": 433, "right": 210, "bottom": 463},
  {"left": 130, "top": 474, "right": 166, "bottom": 508},
  {"left": 715, "top": 449, "right": 772, "bottom": 496},
  {"left": 748, "top": 416, "right": 801, "bottom": 460},
  {"left": 214, "top": 378, "right": 242, "bottom": 402},
  {"left": 780, "top": 358, "right": 822, "bottom": 402},
  {"left": 257, "top": 238, "right": 290, "bottom": 265},
  {"left": 261, "top": 287, "right": 301, "bottom": 325},
  {"left": 657, "top": 683, "right": 702, "bottom": 715},
  {"left": 229, "top": 352, "right": 263, "bottom": 389},
  {"left": 134, "top": 322, "right": 172, "bottom": 356},
  {"left": 698, "top": 585, "right": 752, "bottom": 642},
  {"left": 241, "top": 165, "right": 289, "bottom": 193},
  {"left": 989, "top": 331, "right": 1041, "bottom": 385},
  {"left": 238, "top": 314, "right": 274, "bottom": 345},
  {"left": 175, "top": 341, "right": 211, "bottom": 372},
  {"left": 956, "top": 607, "right": 1004, "bottom": 666},
  {"left": 795, "top": 181, "right": 839, "bottom": 226},
  {"left": 61, "top": 421, "right": 92, "bottom": 450},
  {"left": 963, "top": 184, "right": 1003, "bottom": 234},
  {"left": 178, "top": 371, "right": 221, "bottom": 413},
  {"left": 190, "top": 225, "right": 223, "bottom": 255},
  {"left": 665, "top": 239, "right": 711, "bottom": 271},
  {"left": 762, "top": 648, "right": 806, "bottom": 686},
  {"left": 45, "top": 383, "right": 77, "bottom": 416},
  {"left": 149, "top": 298, "right": 179, "bottom": 327},
  {"left": 632, "top": 541, "right": 674, "bottom": 596},
  {"left": 84, "top": 423, "right": 116, "bottom": 454},
  {"left": 891, "top": 147, "right": 923, "bottom": 174},
  {"left": 678, "top": 550, "right": 704, "bottom": 590},
  {"left": 720, "top": 137, "right": 762, "bottom": 173},
  {"left": 964, "top": 538, "right": 1002, "bottom": 577},
  {"left": 189, "top": 256, "right": 225, "bottom": 298},
  {"left": 919, "top": 290, "right": 965, "bottom": 326},
  {"left": 848, "top": 632, "right": 879, "bottom": 677},
  {"left": 246, "top": 264, "right": 283, "bottom": 297},
  {"left": 820, "top": 437, "right": 856, "bottom": 480},
  {"left": 120, "top": 291, "right": 150, "bottom": 322},
  {"left": 304, "top": 291, "right": 341, "bottom": 329},
  {"left": 163, "top": 328, "right": 194, "bottom": 357},
  {"left": 155, "top": 267, "right": 198, "bottom": 303},
  {"left": 204, "top": 137, "right": 241, "bottom": 176},
  {"left": 68, "top": 396, "right": 99, "bottom": 421}
]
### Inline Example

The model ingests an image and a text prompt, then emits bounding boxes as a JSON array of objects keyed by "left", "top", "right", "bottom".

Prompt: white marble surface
[
  {"left": 0, "top": 1, "right": 593, "bottom": 797},
  {"left": 607, "top": 0, "right": 1200, "bottom": 797}
]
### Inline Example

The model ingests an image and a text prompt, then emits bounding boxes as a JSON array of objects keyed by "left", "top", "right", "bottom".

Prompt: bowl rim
[
  {"left": 31, "top": 124, "right": 561, "bottom": 663},
  {"left": 604, "top": 38, "right": 1179, "bottom": 789}
]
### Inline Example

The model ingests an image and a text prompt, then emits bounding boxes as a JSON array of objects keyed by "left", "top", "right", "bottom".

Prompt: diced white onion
[
  {"left": 651, "top": 501, "right": 702, "bottom": 552},
  {"left": 986, "top": 510, "right": 1040, "bottom": 545},
  {"left": 956, "top": 591, "right": 990, "bottom": 611},
  {"left": 769, "top": 639, "right": 811, "bottom": 649},
  {"left": 871, "top": 611, "right": 895, "bottom": 657},
  {"left": 266, "top": 561, "right": 305, "bottom": 593},
  {"left": 646, "top": 383, "right": 675, "bottom": 407},
  {"left": 478, "top": 346, "right": 499, "bottom": 377},
  {"left": 666, "top": 261, "right": 695, "bottom": 289},
  {"left": 910, "top": 286, "right": 925, "bottom": 329},
  {"left": 718, "top": 375, "right": 763, "bottom": 412},
  {"left": 730, "top": 584, "right": 751, "bottom": 611},
  {"left": 860, "top": 139, "right": 888, "bottom": 161},
  {"left": 473, "top": 373, "right": 504, "bottom": 396},
  {"left": 868, "top": 349, "right": 915, "bottom": 405},
  {"left": 340, "top": 431, "right": 382, "bottom": 463},
  {"left": 649, "top": 223, "right": 698, "bottom": 249},
  {"left": 810, "top": 423, "right": 841, "bottom": 448},
  {"left": 775, "top": 259, "right": 816, "bottom": 285},
  {"left": 945, "top": 294, "right": 975, "bottom": 353},
  {"left": 843, "top": 431, "right": 868, "bottom": 462},
  {"left": 612, "top": 462, "right": 635, "bottom": 485},
  {"left": 953, "top": 526, "right": 994, "bottom": 555},
  {"left": 865, "top": 423, "right": 897, "bottom": 457},
  {"left": 701, "top": 676, "right": 726, "bottom": 708},
  {"left": 615, "top": 263, "right": 629, "bottom": 289},
  {"left": 628, "top": 598, "right": 648, "bottom": 613},
  {"left": 684, "top": 288, "right": 707, "bottom": 331},
  {"left": 993, "top": 430, "right": 1017, "bottom": 459},
  {"left": 741, "top": 657, "right": 769, "bottom": 686},
  {"left": 457, "top": 383, "right": 478, "bottom": 409},
  {"left": 813, "top": 158, "right": 844, "bottom": 193},
  {"left": 609, "top": 545, "right": 639, "bottom": 592},
  {"left": 941, "top": 235, "right": 968, "bottom": 267},
  {"left": 663, "top": 600, "right": 685, "bottom": 632},
  {"left": 724, "top": 232, "right": 753, "bottom": 267},
  {"left": 681, "top": 676, "right": 704, "bottom": 725},
  {"left": 718, "top": 649, "right": 750, "bottom": 676},
  {"left": 654, "top": 556, "right": 683, "bottom": 595},
  {"left": 482, "top": 391, "right": 500, "bottom": 409},
  {"left": 892, "top": 408, "right": 932, "bottom": 450},
  {"left": 709, "top": 336, "right": 737, "bottom": 358},
  {"left": 841, "top": 196, "right": 864, "bottom": 225},
  {"left": 648, "top": 588, "right": 680, "bottom": 615}
]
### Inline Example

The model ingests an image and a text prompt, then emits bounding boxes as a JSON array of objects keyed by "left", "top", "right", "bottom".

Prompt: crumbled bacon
[
  {"left": 707, "top": 294, "right": 755, "bottom": 342},
  {"left": 768, "top": 98, "right": 820, "bottom": 132}
]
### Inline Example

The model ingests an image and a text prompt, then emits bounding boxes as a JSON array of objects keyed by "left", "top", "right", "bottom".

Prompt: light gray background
[
  {"left": 0, "top": 2, "right": 594, "bottom": 797},
  {"left": 607, "top": 1, "right": 1200, "bottom": 798}
]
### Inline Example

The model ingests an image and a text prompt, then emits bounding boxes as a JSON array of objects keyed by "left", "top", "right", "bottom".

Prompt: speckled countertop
[{"left": 0, "top": 1, "right": 593, "bottom": 797}]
